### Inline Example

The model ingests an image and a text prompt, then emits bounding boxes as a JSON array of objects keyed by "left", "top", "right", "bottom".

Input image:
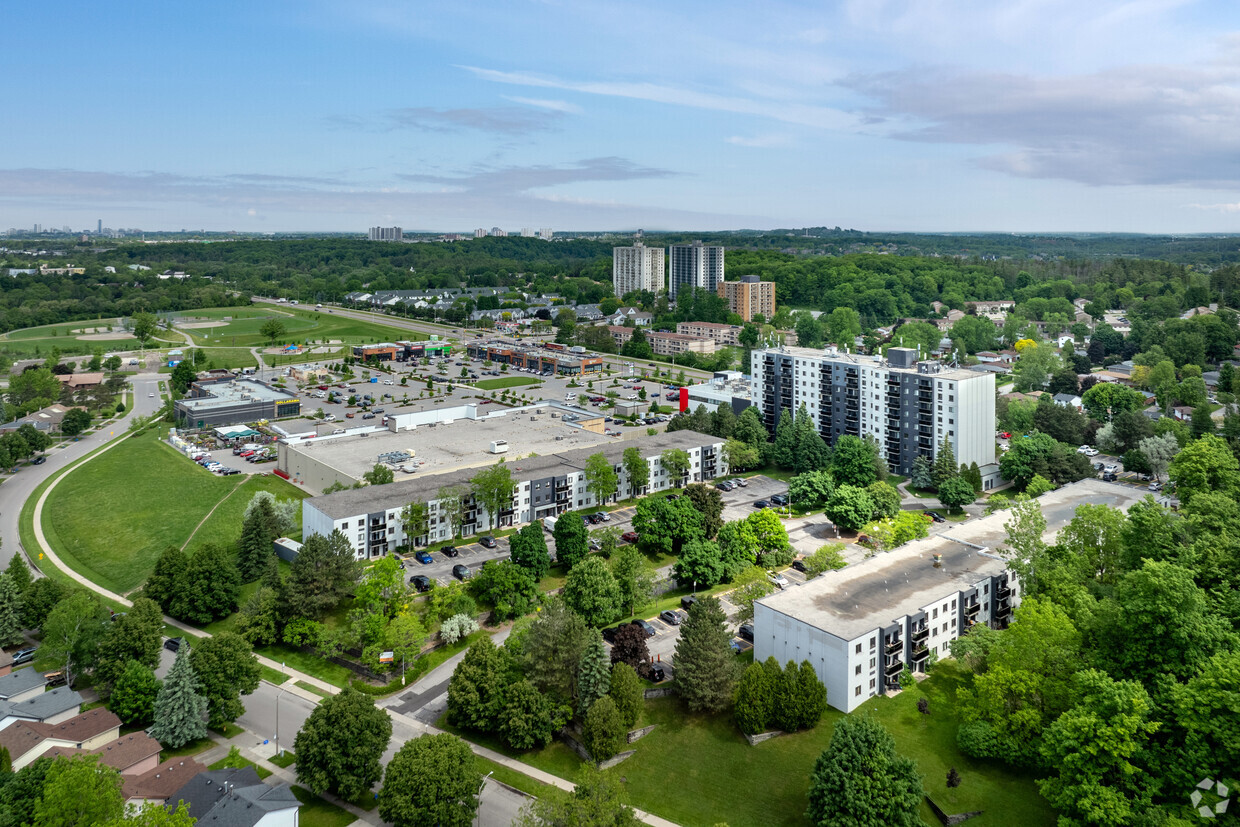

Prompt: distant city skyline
[{"left": 4, "top": 1, "right": 1240, "bottom": 234}]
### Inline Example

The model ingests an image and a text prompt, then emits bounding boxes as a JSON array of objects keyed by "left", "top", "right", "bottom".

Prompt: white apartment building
[
  {"left": 668, "top": 241, "right": 724, "bottom": 299},
  {"left": 754, "top": 535, "right": 1018, "bottom": 712},
  {"left": 612, "top": 242, "right": 665, "bottom": 298},
  {"left": 751, "top": 345, "right": 997, "bottom": 485},
  {"left": 368, "top": 226, "right": 402, "bottom": 242}
]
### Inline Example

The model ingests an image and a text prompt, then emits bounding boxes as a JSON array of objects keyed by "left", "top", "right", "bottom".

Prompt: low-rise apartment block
[
  {"left": 676, "top": 321, "right": 742, "bottom": 346},
  {"left": 605, "top": 326, "right": 716, "bottom": 356},
  {"left": 751, "top": 345, "right": 997, "bottom": 485},
  {"left": 718, "top": 276, "right": 775, "bottom": 322}
]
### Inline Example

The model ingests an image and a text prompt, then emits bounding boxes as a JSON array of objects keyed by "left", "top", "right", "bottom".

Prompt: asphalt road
[{"left": 0, "top": 372, "right": 165, "bottom": 571}]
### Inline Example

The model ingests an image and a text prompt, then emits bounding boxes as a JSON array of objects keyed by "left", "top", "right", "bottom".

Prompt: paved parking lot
[
  {"left": 718, "top": 475, "right": 788, "bottom": 523},
  {"left": 396, "top": 534, "right": 516, "bottom": 587}
]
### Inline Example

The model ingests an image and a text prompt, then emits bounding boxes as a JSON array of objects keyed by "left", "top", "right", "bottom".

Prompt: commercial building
[
  {"left": 676, "top": 321, "right": 742, "bottom": 347},
  {"left": 750, "top": 345, "right": 997, "bottom": 485},
  {"left": 368, "top": 226, "right": 403, "bottom": 242},
  {"left": 754, "top": 534, "right": 1017, "bottom": 713},
  {"left": 719, "top": 276, "right": 776, "bottom": 322},
  {"left": 299, "top": 427, "right": 726, "bottom": 559},
  {"left": 465, "top": 339, "right": 604, "bottom": 376},
  {"left": 668, "top": 241, "right": 724, "bottom": 299},
  {"left": 612, "top": 242, "right": 665, "bottom": 297},
  {"left": 351, "top": 341, "right": 452, "bottom": 362},
  {"left": 684, "top": 371, "right": 753, "bottom": 415},
  {"left": 175, "top": 377, "right": 300, "bottom": 429},
  {"left": 605, "top": 327, "right": 716, "bottom": 356}
]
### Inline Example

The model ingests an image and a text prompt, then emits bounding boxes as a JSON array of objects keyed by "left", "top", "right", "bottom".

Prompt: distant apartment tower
[
  {"left": 474, "top": 228, "right": 487, "bottom": 238},
  {"left": 97, "top": 219, "right": 102, "bottom": 234},
  {"left": 520, "top": 228, "right": 535, "bottom": 238},
  {"left": 368, "top": 226, "right": 403, "bottom": 242},
  {"left": 612, "top": 242, "right": 665, "bottom": 298},
  {"left": 750, "top": 345, "right": 998, "bottom": 485},
  {"left": 668, "top": 241, "right": 724, "bottom": 300},
  {"left": 539, "top": 228, "right": 553, "bottom": 240},
  {"left": 719, "top": 275, "right": 776, "bottom": 322},
  {"left": 489, "top": 227, "right": 504, "bottom": 237}
]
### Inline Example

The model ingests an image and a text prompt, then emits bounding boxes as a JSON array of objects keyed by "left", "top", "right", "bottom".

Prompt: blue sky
[{"left": 5, "top": 0, "right": 1240, "bottom": 233}]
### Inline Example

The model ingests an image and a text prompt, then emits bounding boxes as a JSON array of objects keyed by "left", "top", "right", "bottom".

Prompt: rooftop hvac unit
[{"left": 489, "top": 440, "right": 509, "bottom": 454}]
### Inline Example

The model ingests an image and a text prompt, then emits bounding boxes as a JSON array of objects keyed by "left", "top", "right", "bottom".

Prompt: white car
[
  {"left": 148, "top": 392, "right": 154, "bottom": 397},
  {"left": 767, "top": 571, "right": 789, "bottom": 590},
  {"left": 1085, "top": 447, "right": 1099, "bottom": 456}
]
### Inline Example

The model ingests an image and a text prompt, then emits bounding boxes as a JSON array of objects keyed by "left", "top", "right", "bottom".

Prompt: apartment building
[
  {"left": 612, "top": 242, "right": 665, "bottom": 297},
  {"left": 676, "top": 321, "right": 742, "bottom": 346},
  {"left": 750, "top": 345, "right": 996, "bottom": 484},
  {"left": 301, "top": 430, "right": 726, "bottom": 558},
  {"left": 668, "top": 241, "right": 724, "bottom": 299},
  {"left": 606, "top": 327, "right": 717, "bottom": 356},
  {"left": 754, "top": 535, "right": 1017, "bottom": 712},
  {"left": 718, "top": 275, "right": 775, "bottom": 322},
  {"left": 367, "top": 226, "right": 403, "bottom": 242}
]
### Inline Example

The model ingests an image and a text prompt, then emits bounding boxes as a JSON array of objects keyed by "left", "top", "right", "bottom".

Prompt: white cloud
[
  {"left": 1185, "top": 202, "right": 1240, "bottom": 213},
  {"left": 503, "top": 96, "right": 582, "bottom": 114},
  {"left": 725, "top": 134, "right": 793, "bottom": 148}
]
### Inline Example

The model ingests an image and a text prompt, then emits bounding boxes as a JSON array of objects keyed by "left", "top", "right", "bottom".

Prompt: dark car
[
  {"left": 602, "top": 626, "right": 621, "bottom": 644},
  {"left": 621, "top": 531, "right": 639, "bottom": 543},
  {"left": 631, "top": 619, "right": 656, "bottom": 638},
  {"left": 738, "top": 624, "right": 755, "bottom": 642},
  {"left": 163, "top": 638, "right": 183, "bottom": 653},
  {"left": 32, "top": 455, "right": 46, "bottom": 465},
  {"left": 479, "top": 536, "right": 497, "bottom": 549},
  {"left": 452, "top": 564, "right": 471, "bottom": 581},
  {"left": 924, "top": 510, "right": 947, "bottom": 523},
  {"left": 415, "top": 551, "right": 433, "bottom": 564},
  {"left": 659, "top": 609, "right": 684, "bottom": 626},
  {"left": 680, "top": 594, "right": 698, "bottom": 612},
  {"left": 647, "top": 663, "right": 666, "bottom": 682},
  {"left": 753, "top": 500, "right": 770, "bottom": 509},
  {"left": 770, "top": 494, "right": 789, "bottom": 506},
  {"left": 409, "top": 574, "right": 431, "bottom": 592},
  {"left": 12, "top": 647, "right": 38, "bottom": 665},
  {"left": 441, "top": 546, "right": 459, "bottom": 558},
  {"left": 791, "top": 559, "right": 808, "bottom": 573}
]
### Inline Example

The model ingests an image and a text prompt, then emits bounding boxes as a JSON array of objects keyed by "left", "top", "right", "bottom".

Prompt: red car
[
  {"left": 621, "top": 531, "right": 639, "bottom": 543},
  {"left": 998, "top": 432, "right": 1011, "bottom": 439}
]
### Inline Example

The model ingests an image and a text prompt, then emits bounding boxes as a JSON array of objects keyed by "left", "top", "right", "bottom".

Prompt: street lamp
[
  {"left": 274, "top": 676, "right": 289, "bottom": 757},
  {"left": 474, "top": 771, "right": 493, "bottom": 826}
]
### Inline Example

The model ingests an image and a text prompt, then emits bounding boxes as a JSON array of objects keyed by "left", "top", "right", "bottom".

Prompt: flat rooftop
[
  {"left": 767, "top": 346, "right": 980, "bottom": 382},
  {"left": 758, "top": 478, "right": 1148, "bottom": 640},
  {"left": 287, "top": 407, "right": 610, "bottom": 481},
  {"left": 180, "top": 378, "right": 296, "bottom": 412}
]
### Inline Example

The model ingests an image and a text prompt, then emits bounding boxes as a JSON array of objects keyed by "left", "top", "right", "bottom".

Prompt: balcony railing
[
  {"left": 885, "top": 638, "right": 902, "bottom": 653},
  {"left": 911, "top": 625, "right": 928, "bottom": 641},
  {"left": 885, "top": 658, "right": 904, "bottom": 675},
  {"left": 997, "top": 585, "right": 1011, "bottom": 600}
]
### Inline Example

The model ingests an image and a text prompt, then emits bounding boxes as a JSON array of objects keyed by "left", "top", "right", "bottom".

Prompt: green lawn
[
  {"left": 475, "top": 376, "right": 543, "bottom": 390},
  {"left": 290, "top": 786, "right": 357, "bottom": 827},
  {"left": 295, "top": 681, "right": 331, "bottom": 698},
  {"left": 461, "top": 662, "right": 1054, "bottom": 827},
  {"left": 159, "top": 736, "right": 216, "bottom": 761},
  {"left": 269, "top": 751, "right": 297, "bottom": 769},
  {"left": 178, "top": 305, "right": 426, "bottom": 350},
  {"left": 474, "top": 756, "right": 552, "bottom": 799},
  {"left": 41, "top": 433, "right": 305, "bottom": 594},
  {"left": 254, "top": 643, "right": 357, "bottom": 688}
]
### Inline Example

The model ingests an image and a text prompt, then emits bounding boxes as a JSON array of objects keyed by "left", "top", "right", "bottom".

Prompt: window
[
  {"left": 951, "top": 618, "right": 957, "bottom": 628},
  {"left": 952, "top": 599, "right": 957, "bottom": 610},
  {"left": 869, "top": 658, "right": 876, "bottom": 669},
  {"left": 855, "top": 643, "right": 862, "bottom": 654},
  {"left": 942, "top": 603, "right": 948, "bottom": 613},
  {"left": 984, "top": 584, "right": 989, "bottom": 594},
  {"left": 932, "top": 608, "right": 938, "bottom": 619},
  {"left": 341, "top": 522, "right": 349, "bottom": 529},
  {"left": 855, "top": 664, "right": 862, "bottom": 676},
  {"left": 855, "top": 686, "right": 862, "bottom": 697},
  {"left": 942, "top": 622, "right": 949, "bottom": 633},
  {"left": 869, "top": 678, "right": 876, "bottom": 689},
  {"left": 932, "top": 627, "right": 938, "bottom": 637}
]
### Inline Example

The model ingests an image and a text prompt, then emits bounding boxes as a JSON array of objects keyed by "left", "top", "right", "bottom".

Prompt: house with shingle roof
[
  {"left": 0, "top": 686, "right": 82, "bottom": 731},
  {"left": 0, "top": 669, "right": 48, "bottom": 703},
  {"left": 0, "top": 708, "right": 121, "bottom": 769},
  {"left": 171, "top": 767, "right": 301, "bottom": 827},
  {"left": 123, "top": 757, "right": 209, "bottom": 807}
]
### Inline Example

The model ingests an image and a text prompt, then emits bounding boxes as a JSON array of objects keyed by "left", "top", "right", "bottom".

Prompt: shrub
[{"left": 440, "top": 613, "right": 479, "bottom": 645}]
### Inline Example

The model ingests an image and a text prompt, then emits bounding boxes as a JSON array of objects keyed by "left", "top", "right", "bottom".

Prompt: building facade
[
  {"left": 676, "top": 321, "right": 742, "bottom": 346},
  {"left": 750, "top": 345, "right": 996, "bottom": 483},
  {"left": 368, "top": 226, "right": 403, "bottom": 242},
  {"left": 605, "top": 327, "right": 716, "bottom": 356},
  {"left": 301, "top": 430, "right": 726, "bottom": 558},
  {"left": 754, "top": 538, "right": 1018, "bottom": 713},
  {"left": 718, "top": 275, "right": 776, "bottom": 322},
  {"left": 465, "top": 340, "right": 604, "bottom": 376},
  {"left": 174, "top": 377, "right": 300, "bottom": 429},
  {"left": 668, "top": 241, "right": 724, "bottom": 299},
  {"left": 612, "top": 242, "right": 665, "bottom": 297}
]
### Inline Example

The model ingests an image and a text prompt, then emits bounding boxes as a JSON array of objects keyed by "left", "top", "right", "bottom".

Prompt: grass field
[
  {"left": 176, "top": 306, "right": 426, "bottom": 349},
  {"left": 42, "top": 433, "right": 305, "bottom": 594},
  {"left": 290, "top": 786, "right": 356, "bottom": 827},
  {"left": 475, "top": 376, "right": 542, "bottom": 390},
  {"left": 451, "top": 661, "right": 1054, "bottom": 827}
]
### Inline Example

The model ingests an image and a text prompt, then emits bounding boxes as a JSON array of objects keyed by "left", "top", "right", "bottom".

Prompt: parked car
[
  {"left": 479, "top": 536, "right": 497, "bottom": 549},
  {"left": 659, "top": 609, "right": 684, "bottom": 626},
  {"left": 1148, "top": 481, "right": 1162, "bottom": 491},
  {"left": 452, "top": 564, "right": 471, "bottom": 580},
  {"left": 733, "top": 478, "right": 748, "bottom": 487},
  {"left": 601, "top": 625, "right": 621, "bottom": 644},
  {"left": 738, "top": 624, "right": 755, "bottom": 642},
  {"left": 791, "top": 559, "right": 808, "bottom": 573},
  {"left": 32, "top": 455, "right": 46, "bottom": 465},
  {"left": 621, "top": 531, "right": 639, "bottom": 543},
  {"left": 767, "top": 571, "right": 789, "bottom": 589},
  {"left": 410, "top": 574, "right": 431, "bottom": 592},
  {"left": 680, "top": 595, "right": 698, "bottom": 612},
  {"left": 753, "top": 500, "right": 770, "bottom": 509},
  {"left": 441, "top": 546, "right": 459, "bottom": 557},
  {"left": 647, "top": 663, "right": 666, "bottom": 682},
  {"left": 631, "top": 619, "right": 656, "bottom": 638},
  {"left": 415, "top": 551, "right": 433, "bottom": 564},
  {"left": 12, "top": 647, "right": 38, "bottom": 665},
  {"left": 163, "top": 638, "right": 183, "bottom": 653},
  {"left": 770, "top": 494, "right": 789, "bottom": 506},
  {"left": 389, "top": 554, "right": 405, "bottom": 570},
  {"left": 998, "top": 431, "right": 1011, "bottom": 439},
  {"left": 924, "top": 510, "right": 947, "bottom": 523}
]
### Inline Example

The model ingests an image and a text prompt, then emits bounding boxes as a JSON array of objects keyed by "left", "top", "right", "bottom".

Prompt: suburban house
[
  {"left": 171, "top": 767, "right": 301, "bottom": 827},
  {"left": 56, "top": 372, "right": 105, "bottom": 389},
  {"left": 1053, "top": 393, "right": 1083, "bottom": 410},
  {"left": 0, "top": 669, "right": 48, "bottom": 703},
  {"left": 123, "top": 758, "right": 209, "bottom": 808},
  {"left": 0, "top": 686, "right": 83, "bottom": 731},
  {"left": 0, "top": 708, "right": 122, "bottom": 770}
]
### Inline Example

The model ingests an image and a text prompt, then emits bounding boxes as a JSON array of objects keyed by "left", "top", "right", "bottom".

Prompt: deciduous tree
[
  {"left": 553, "top": 513, "right": 590, "bottom": 569},
  {"left": 33, "top": 754, "right": 124, "bottom": 827},
  {"left": 35, "top": 591, "right": 110, "bottom": 687},
  {"left": 296, "top": 686, "right": 392, "bottom": 803},
  {"left": 190, "top": 631, "right": 261, "bottom": 727},
  {"left": 514, "top": 767, "right": 640, "bottom": 827},
  {"left": 581, "top": 696, "right": 626, "bottom": 763},
  {"left": 471, "top": 459, "right": 516, "bottom": 530},
  {"left": 584, "top": 452, "right": 619, "bottom": 506},
  {"left": 509, "top": 522, "right": 551, "bottom": 579},
  {"left": 108, "top": 660, "right": 161, "bottom": 727},
  {"left": 608, "top": 663, "right": 643, "bottom": 729},
  {"left": 563, "top": 557, "right": 621, "bottom": 628},
  {"left": 622, "top": 446, "right": 649, "bottom": 497},
  {"left": 806, "top": 715, "right": 924, "bottom": 827},
  {"left": 379, "top": 734, "right": 481, "bottom": 827}
]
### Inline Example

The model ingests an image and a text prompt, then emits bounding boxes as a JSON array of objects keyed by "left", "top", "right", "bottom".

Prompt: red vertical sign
[{"left": 679, "top": 387, "right": 688, "bottom": 413}]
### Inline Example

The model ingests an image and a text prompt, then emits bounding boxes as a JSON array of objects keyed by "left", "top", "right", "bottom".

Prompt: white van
[{"left": 543, "top": 516, "right": 557, "bottom": 532}]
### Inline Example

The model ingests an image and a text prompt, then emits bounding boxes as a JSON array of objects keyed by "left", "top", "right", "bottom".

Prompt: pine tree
[
  {"left": 931, "top": 439, "right": 958, "bottom": 489},
  {"left": 773, "top": 407, "right": 796, "bottom": 470},
  {"left": 673, "top": 596, "right": 740, "bottom": 713},
  {"left": 793, "top": 660, "right": 826, "bottom": 730},
  {"left": 910, "top": 455, "right": 933, "bottom": 490},
  {"left": 0, "top": 574, "right": 24, "bottom": 647},
  {"left": 5, "top": 554, "right": 32, "bottom": 595},
  {"left": 261, "top": 553, "right": 283, "bottom": 591},
  {"left": 968, "top": 462, "right": 983, "bottom": 493},
  {"left": 576, "top": 631, "right": 612, "bottom": 719},
  {"left": 149, "top": 644, "right": 208, "bottom": 749},
  {"left": 734, "top": 659, "right": 777, "bottom": 734},
  {"left": 947, "top": 767, "right": 961, "bottom": 788},
  {"left": 237, "top": 496, "right": 277, "bottom": 582}
]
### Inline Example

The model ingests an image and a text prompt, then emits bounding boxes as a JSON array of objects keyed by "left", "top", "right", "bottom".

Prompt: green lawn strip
[
  {"left": 187, "top": 475, "right": 307, "bottom": 552},
  {"left": 294, "top": 681, "right": 330, "bottom": 698},
  {"left": 193, "top": 347, "right": 262, "bottom": 370},
  {"left": 209, "top": 722, "right": 245, "bottom": 739},
  {"left": 438, "top": 722, "right": 583, "bottom": 781},
  {"left": 260, "top": 665, "right": 289, "bottom": 685},
  {"left": 254, "top": 643, "right": 355, "bottom": 688},
  {"left": 474, "top": 756, "right": 552, "bottom": 799},
  {"left": 290, "top": 786, "right": 357, "bottom": 827},
  {"left": 269, "top": 751, "right": 296, "bottom": 769},
  {"left": 208, "top": 752, "right": 273, "bottom": 780},
  {"left": 159, "top": 736, "right": 217, "bottom": 761},
  {"left": 475, "top": 376, "right": 542, "bottom": 390}
]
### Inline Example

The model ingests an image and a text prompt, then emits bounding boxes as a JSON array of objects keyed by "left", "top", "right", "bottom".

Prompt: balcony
[
  {"left": 911, "top": 625, "right": 928, "bottom": 641},
  {"left": 885, "top": 637, "right": 902, "bottom": 653},
  {"left": 885, "top": 658, "right": 904, "bottom": 675},
  {"left": 997, "top": 584, "right": 1011, "bottom": 600},
  {"left": 965, "top": 600, "right": 980, "bottom": 618},
  {"left": 911, "top": 645, "right": 929, "bottom": 661}
]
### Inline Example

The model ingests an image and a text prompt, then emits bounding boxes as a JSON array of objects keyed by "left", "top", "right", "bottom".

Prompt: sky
[{"left": 5, "top": 0, "right": 1240, "bottom": 234}]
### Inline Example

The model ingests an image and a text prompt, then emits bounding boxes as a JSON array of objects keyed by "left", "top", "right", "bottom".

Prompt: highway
[
  {"left": 250, "top": 297, "right": 716, "bottom": 384},
  {"left": 0, "top": 371, "right": 165, "bottom": 571}
]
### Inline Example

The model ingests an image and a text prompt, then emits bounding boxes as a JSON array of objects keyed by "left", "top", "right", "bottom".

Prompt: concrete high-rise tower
[
  {"left": 668, "top": 241, "right": 725, "bottom": 300},
  {"left": 612, "top": 242, "right": 665, "bottom": 298}
]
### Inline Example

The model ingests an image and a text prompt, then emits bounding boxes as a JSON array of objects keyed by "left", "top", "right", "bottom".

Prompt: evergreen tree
[
  {"left": 910, "top": 455, "right": 934, "bottom": 490},
  {"left": 967, "top": 461, "right": 983, "bottom": 493},
  {"left": 576, "top": 630, "right": 611, "bottom": 719},
  {"left": 1220, "top": 361, "right": 1235, "bottom": 397},
  {"left": 5, "top": 553, "right": 32, "bottom": 595},
  {"left": 773, "top": 407, "right": 796, "bottom": 469},
  {"left": 581, "top": 696, "right": 626, "bottom": 763},
  {"left": 734, "top": 658, "right": 778, "bottom": 734},
  {"left": 733, "top": 406, "right": 769, "bottom": 450},
  {"left": 608, "top": 663, "right": 643, "bottom": 728},
  {"left": 673, "top": 596, "right": 740, "bottom": 712},
  {"left": 806, "top": 715, "right": 924, "bottom": 827},
  {"left": 931, "top": 439, "right": 958, "bottom": 489},
  {"left": 710, "top": 403, "right": 737, "bottom": 440},
  {"left": 0, "top": 573, "right": 24, "bottom": 647},
  {"left": 796, "top": 427, "right": 833, "bottom": 474},
  {"left": 149, "top": 644, "right": 208, "bottom": 749},
  {"left": 792, "top": 660, "right": 826, "bottom": 731},
  {"left": 236, "top": 496, "right": 278, "bottom": 582}
]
